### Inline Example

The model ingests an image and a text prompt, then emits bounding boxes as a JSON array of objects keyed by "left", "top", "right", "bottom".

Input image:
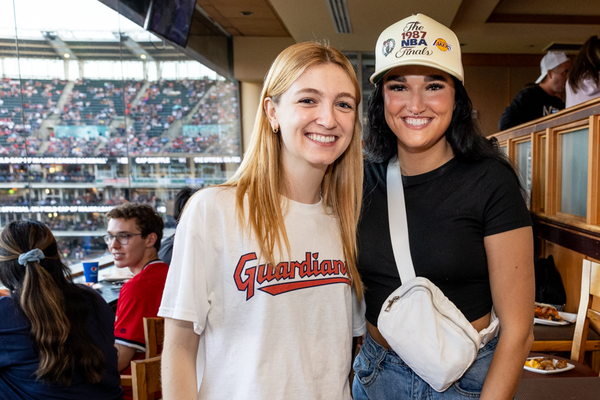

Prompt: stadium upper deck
[{"left": 0, "top": 77, "right": 239, "bottom": 158}]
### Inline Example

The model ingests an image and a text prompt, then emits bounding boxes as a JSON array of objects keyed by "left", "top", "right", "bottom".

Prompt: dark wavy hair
[
  {"left": 568, "top": 35, "right": 600, "bottom": 94},
  {"left": 174, "top": 187, "right": 196, "bottom": 222},
  {"left": 363, "top": 76, "right": 517, "bottom": 177},
  {"left": 0, "top": 220, "right": 106, "bottom": 386}
]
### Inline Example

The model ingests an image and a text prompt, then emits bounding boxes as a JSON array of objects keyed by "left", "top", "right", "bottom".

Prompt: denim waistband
[{"left": 361, "top": 329, "right": 499, "bottom": 362}]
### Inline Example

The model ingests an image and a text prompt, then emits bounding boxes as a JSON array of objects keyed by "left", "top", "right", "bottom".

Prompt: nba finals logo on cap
[
  {"left": 370, "top": 13, "right": 465, "bottom": 84},
  {"left": 401, "top": 20, "right": 428, "bottom": 47},
  {"left": 382, "top": 39, "right": 395, "bottom": 57},
  {"left": 433, "top": 38, "right": 452, "bottom": 52}
]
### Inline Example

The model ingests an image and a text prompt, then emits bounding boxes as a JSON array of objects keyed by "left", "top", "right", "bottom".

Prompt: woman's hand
[{"left": 480, "top": 226, "right": 535, "bottom": 400}]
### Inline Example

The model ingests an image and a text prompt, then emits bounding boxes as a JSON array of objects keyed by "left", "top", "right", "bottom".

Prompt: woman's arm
[
  {"left": 162, "top": 318, "right": 200, "bottom": 400},
  {"left": 480, "top": 226, "right": 535, "bottom": 400}
]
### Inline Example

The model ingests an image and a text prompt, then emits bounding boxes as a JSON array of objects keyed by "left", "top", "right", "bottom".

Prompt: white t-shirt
[
  {"left": 159, "top": 187, "right": 354, "bottom": 400},
  {"left": 566, "top": 75, "right": 600, "bottom": 108}
]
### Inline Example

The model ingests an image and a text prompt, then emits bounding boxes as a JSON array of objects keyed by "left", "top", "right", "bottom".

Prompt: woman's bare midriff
[{"left": 366, "top": 311, "right": 492, "bottom": 350}]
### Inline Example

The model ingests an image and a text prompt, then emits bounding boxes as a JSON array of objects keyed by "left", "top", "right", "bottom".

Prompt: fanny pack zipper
[{"left": 384, "top": 284, "right": 479, "bottom": 354}]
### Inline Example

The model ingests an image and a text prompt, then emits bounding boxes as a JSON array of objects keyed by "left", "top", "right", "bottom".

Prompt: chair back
[
  {"left": 144, "top": 317, "right": 165, "bottom": 359},
  {"left": 131, "top": 356, "right": 162, "bottom": 400},
  {"left": 571, "top": 259, "right": 600, "bottom": 367}
]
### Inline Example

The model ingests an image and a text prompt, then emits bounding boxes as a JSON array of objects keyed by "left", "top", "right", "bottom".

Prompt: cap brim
[
  {"left": 370, "top": 59, "right": 463, "bottom": 84},
  {"left": 535, "top": 73, "right": 545, "bottom": 84}
]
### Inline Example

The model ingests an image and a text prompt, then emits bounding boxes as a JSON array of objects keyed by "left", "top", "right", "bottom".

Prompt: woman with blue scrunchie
[{"left": 0, "top": 220, "right": 123, "bottom": 399}]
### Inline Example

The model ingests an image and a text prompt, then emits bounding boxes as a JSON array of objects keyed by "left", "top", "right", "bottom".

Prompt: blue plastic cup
[{"left": 83, "top": 261, "right": 99, "bottom": 283}]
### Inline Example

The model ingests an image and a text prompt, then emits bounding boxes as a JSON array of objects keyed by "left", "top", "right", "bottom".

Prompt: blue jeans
[{"left": 352, "top": 332, "right": 500, "bottom": 399}]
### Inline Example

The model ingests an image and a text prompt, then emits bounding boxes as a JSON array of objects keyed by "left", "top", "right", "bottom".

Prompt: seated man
[
  {"left": 499, "top": 51, "right": 570, "bottom": 130},
  {"left": 104, "top": 203, "right": 167, "bottom": 377}
]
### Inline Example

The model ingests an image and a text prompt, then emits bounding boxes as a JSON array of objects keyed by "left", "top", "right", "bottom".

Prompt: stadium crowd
[{"left": 0, "top": 77, "right": 238, "bottom": 157}]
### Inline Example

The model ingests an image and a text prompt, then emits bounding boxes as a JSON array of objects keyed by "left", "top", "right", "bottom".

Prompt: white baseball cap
[
  {"left": 535, "top": 51, "right": 569, "bottom": 84},
  {"left": 371, "top": 14, "right": 464, "bottom": 84}
]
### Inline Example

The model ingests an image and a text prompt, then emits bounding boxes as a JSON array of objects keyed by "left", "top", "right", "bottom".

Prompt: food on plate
[
  {"left": 534, "top": 302, "right": 563, "bottom": 321},
  {"left": 525, "top": 357, "right": 568, "bottom": 371}
]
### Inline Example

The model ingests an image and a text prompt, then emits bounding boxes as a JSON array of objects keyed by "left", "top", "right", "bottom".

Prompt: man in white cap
[{"left": 499, "top": 51, "right": 570, "bottom": 130}]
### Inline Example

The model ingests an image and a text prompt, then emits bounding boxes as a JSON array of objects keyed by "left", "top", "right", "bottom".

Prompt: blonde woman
[{"left": 159, "top": 42, "right": 364, "bottom": 400}]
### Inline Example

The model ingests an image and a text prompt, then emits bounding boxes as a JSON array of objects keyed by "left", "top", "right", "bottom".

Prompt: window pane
[
  {"left": 560, "top": 128, "right": 588, "bottom": 217},
  {"left": 4, "top": 0, "right": 241, "bottom": 276},
  {"left": 517, "top": 141, "right": 531, "bottom": 207},
  {"left": 361, "top": 53, "right": 375, "bottom": 125},
  {"left": 540, "top": 136, "right": 546, "bottom": 211}
]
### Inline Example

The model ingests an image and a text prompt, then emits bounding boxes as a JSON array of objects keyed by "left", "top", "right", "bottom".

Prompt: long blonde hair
[{"left": 224, "top": 42, "right": 364, "bottom": 296}]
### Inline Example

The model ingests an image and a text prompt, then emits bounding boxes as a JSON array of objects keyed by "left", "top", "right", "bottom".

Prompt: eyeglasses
[{"left": 103, "top": 233, "right": 142, "bottom": 245}]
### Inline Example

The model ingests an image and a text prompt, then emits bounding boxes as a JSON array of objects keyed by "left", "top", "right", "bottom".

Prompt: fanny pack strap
[
  {"left": 386, "top": 156, "right": 416, "bottom": 283},
  {"left": 386, "top": 156, "right": 499, "bottom": 346}
]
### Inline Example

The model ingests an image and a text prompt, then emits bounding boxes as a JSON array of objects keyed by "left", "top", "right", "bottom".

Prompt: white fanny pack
[{"left": 377, "top": 157, "right": 500, "bottom": 392}]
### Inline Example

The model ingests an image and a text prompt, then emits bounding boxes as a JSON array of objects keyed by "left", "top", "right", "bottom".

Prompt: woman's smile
[
  {"left": 403, "top": 117, "right": 432, "bottom": 127},
  {"left": 306, "top": 132, "right": 338, "bottom": 144}
]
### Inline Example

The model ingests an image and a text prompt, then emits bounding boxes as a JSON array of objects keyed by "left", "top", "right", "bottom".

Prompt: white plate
[
  {"left": 534, "top": 311, "right": 577, "bottom": 326},
  {"left": 523, "top": 357, "right": 575, "bottom": 374}
]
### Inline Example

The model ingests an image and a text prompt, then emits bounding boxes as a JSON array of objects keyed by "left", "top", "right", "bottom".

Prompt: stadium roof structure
[{"left": 0, "top": 34, "right": 186, "bottom": 61}]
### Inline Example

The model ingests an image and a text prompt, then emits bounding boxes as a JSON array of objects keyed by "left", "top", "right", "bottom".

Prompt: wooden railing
[{"left": 491, "top": 96, "right": 600, "bottom": 312}]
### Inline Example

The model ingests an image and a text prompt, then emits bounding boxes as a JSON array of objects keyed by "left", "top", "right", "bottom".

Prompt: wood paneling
[
  {"left": 487, "top": 13, "right": 600, "bottom": 25},
  {"left": 543, "top": 241, "right": 584, "bottom": 313}
]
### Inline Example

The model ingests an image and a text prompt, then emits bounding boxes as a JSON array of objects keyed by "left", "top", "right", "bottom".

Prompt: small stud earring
[{"left": 273, "top": 126, "right": 279, "bottom": 134}]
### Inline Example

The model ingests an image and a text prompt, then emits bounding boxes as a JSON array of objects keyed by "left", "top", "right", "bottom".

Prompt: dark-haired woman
[
  {"left": 352, "top": 14, "right": 534, "bottom": 400},
  {"left": 566, "top": 35, "right": 600, "bottom": 107},
  {"left": 0, "top": 220, "right": 123, "bottom": 399}
]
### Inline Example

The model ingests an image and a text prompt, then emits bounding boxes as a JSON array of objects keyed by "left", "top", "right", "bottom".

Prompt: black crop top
[{"left": 357, "top": 157, "right": 531, "bottom": 326}]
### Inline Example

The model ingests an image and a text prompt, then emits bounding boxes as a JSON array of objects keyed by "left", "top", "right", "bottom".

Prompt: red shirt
[
  {"left": 114, "top": 260, "right": 168, "bottom": 350},
  {"left": 115, "top": 260, "right": 168, "bottom": 400}
]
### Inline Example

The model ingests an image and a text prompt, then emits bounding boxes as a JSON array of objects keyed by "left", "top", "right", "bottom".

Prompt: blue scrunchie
[{"left": 18, "top": 249, "right": 45, "bottom": 266}]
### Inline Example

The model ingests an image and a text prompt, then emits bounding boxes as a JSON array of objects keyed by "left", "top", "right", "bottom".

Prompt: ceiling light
[
  {"left": 140, "top": 54, "right": 147, "bottom": 59},
  {"left": 64, "top": 53, "right": 70, "bottom": 58},
  {"left": 326, "top": 0, "right": 352, "bottom": 34}
]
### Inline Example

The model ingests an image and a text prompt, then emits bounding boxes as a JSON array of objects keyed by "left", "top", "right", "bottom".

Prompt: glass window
[
  {"left": 361, "top": 53, "right": 375, "bottom": 125},
  {"left": 2, "top": 0, "right": 241, "bottom": 274},
  {"left": 540, "top": 136, "right": 546, "bottom": 212},
  {"left": 516, "top": 140, "right": 531, "bottom": 207},
  {"left": 560, "top": 128, "right": 588, "bottom": 217}
]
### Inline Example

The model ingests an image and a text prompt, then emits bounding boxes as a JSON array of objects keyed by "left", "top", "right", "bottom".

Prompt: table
[
  {"left": 91, "top": 280, "right": 123, "bottom": 311},
  {"left": 516, "top": 377, "right": 600, "bottom": 399},
  {"left": 73, "top": 265, "right": 128, "bottom": 311}
]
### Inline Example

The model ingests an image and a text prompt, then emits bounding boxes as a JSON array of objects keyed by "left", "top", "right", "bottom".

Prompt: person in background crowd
[
  {"left": 566, "top": 35, "right": 600, "bottom": 107},
  {"left": 499, "top": 51, "right": 570, "bottom": 130},
  {"left": 353, "top": 14, "right": 534, "bottom": 399},
  {"left": 0, "top": 220, "right": 123, "bottom": 399},
  {"left": 159, "top": 42, "right": 364, "bottom": 400},
  {"left": 158, "top": 187, "right": 197, "bottom": 266},
  {"left": 104, "top": 203, "right": 167, "bottom": 399}
]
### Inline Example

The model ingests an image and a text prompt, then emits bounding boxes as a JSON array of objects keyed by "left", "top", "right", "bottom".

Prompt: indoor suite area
[{"left": 1, "top": 1, "right": 600, "bottom": 399}]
